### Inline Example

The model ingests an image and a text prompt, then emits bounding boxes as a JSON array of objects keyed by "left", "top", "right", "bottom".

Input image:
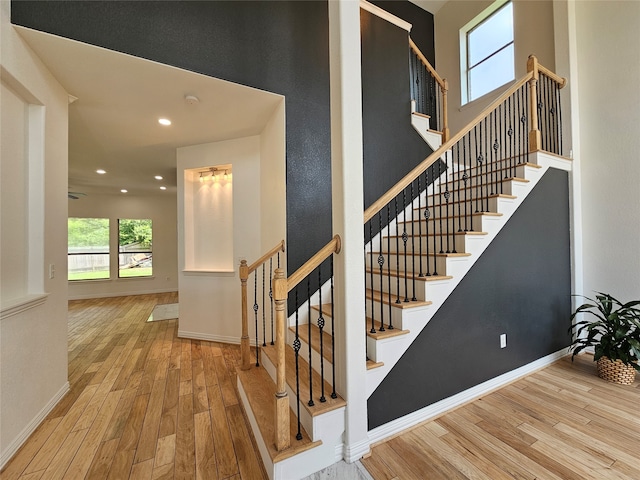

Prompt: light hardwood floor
[
  {"left": 1, "top": 293, "right": 267, "bottom": 480},
  {"left": 4, "top": 294, "right": 640, "bottom": 479},
  {"left": 362, "top": 354, "right": 640, "bottom": 480}
]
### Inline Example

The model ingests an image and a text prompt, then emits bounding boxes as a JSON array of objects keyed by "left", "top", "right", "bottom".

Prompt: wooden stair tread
[
  {"left": 423, "top": 192, "right": 517, "bottom": 204},
  {"left": 365, "top": 268, "right": 453, "bottom": 282},
  {"left": 411, "top": 111, "right": 431, "bottom": 119},
  {"left": 237, "top": 366, "right": 321, "bottom": 463},
  {"left": 367, "top": 359, "right": 384, "bottom": 370},
  {"left": 442, "top": 176, "right": 530, "bottom": 189},
  {"left": 398, "top": 211, "right": 503, "bottom": 225},
  {"left": 311, "top": 303, "right": 333, "bottom": 318},
  {"left": 262, "top": 344, "right": 346, "bottom": 417},
  {"left": 385, "top": 231, "right": 488, "bottom": 238},
  {"left": 366, "top": 318, "right": 409, "bottom": 339},
  {"left": 288, "top": 322, "right": 333, "bottom": 364},
  {"left": 372, "top": 251, "right": 472, "bottom": 258},
  {"left": 366, "top": 288, "right": 432, "bottom": 309}
]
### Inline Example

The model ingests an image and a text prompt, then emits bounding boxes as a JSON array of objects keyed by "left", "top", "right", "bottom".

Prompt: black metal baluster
[
  {"left": 387, "top": 203, "right": 398, "bottom": 330},
  {"left": 307, "top": 279, "right": 314, "bottom": 407},
  {"left": 317, "top": 266, "right": 326, "bottom": 403},
  {"left": 508, "top": 95, "right": 514, "bottom": 180},
  {"left": 402, "top": 189, "right": 409, "bottom": 302},
  {"left": 462, "top": 137, "right": 468, "bottom": 232},
  {"left": 410, "top": 183, "right": 417, "bottom": 301},
  {"left": 262, "top": 264, "right": 266, "bottom": 347},
  {"left": 423, "top": 173, "right": 431, "bottom": 277},
  {"left": 456, "top": 143, "right": 462, "bottom": 233},
  {"left": 377, "top": 211, "right": 386, "bottom": 330},
  {"left": 269, "top": 257, "right": 274, "bottom": 345},
  {"left": 417, "top": 174, "right": 424, "bottom": 277},
  {"left": 369, "top": 221, "right": 376, "bottom": 334},
  {"left": 293, "top": 288, "right": 302, "bottom": 440},
  {"left": 430, "top": 165, "right": 438, "bottom": 275},
  {"left": 386, "top": 204, "right": 393, "bottom": 329},
  {"left": 330, "top": 257, "right": 337, "bottom": 398},
  {"left": 521, "top": 87, "right": 527, "bottom": 163},
  {"left": 253, "top": 274, "right": 259, "bottom": 366},
  {"left": 394, "top": 198, "right": 401, "bottom": 304}
]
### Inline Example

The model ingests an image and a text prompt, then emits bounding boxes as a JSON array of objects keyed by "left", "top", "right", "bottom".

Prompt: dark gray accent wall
[
  {"left": 360, "top": 9, "right": 433, "bottom": 210},
  {"left": 368, "top": 169, "right": 572, "bottom": 430},
  {"left": 370, "top": 0, "right": 435, "bottom": 65}
]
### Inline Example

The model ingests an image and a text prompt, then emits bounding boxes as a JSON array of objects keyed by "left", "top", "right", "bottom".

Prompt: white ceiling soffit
[
  {"left": 410, "top": 0, "right": 447, "bottom": 15},
  {"left": 15, "top": 26, "right": 283, "bottom": 196}
]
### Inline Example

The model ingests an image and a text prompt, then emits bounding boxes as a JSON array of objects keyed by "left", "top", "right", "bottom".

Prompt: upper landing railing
[{"left": 409, "top": 38, "right": 449, "bottom": 142}]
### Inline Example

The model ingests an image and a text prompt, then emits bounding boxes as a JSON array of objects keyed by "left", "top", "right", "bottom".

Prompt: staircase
[{"left": 235, "top": 44, "right": 570, "bottom": 478}]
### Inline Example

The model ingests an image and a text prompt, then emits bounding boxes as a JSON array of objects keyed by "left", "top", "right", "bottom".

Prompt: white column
[{"left": 328, "top": 0, "right": 370, "bottom": 462}]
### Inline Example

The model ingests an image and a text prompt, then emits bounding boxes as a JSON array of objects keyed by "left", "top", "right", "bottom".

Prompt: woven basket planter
[{"left": 596, "top": 356, "right": 637, "bottom": 385}]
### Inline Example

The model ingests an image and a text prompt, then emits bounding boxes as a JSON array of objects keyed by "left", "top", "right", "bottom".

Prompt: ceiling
[
  {"left": 16, "top": 27, "right": 283, "bottom": 198},
  {"left": 410, "top": 0, "right": 447, "bottom": 14}
]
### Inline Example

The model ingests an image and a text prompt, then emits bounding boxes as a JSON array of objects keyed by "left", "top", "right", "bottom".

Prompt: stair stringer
[{"left": 365, "top": 151, "right": 572, "bottom": 397}]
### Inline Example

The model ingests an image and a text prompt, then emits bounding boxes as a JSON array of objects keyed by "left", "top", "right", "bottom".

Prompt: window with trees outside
[
  {"left": 68, "top": 218, "right": 110, "bottom": 281},
  {"left": 461, "top": 0, "right": 514, "bottom": 104},
  {"left": 118, "top": 219, "right": 153, "bottom": 278}
]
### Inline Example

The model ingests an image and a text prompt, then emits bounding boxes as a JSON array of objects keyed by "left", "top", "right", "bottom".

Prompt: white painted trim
[
  {"left": 0, "top": 381, "right": 70, "bottom": 469},
  {"left": 178, "top": 331, "right": 240, "bottom": 345},
  {"left": 0, "top": 293, "right": 49, "bottom": 320},
  {"left": 68, "top": 288, "right": 178, "bottom": 301},
  {"left": 360, "top": 0, "right": 412, "bottom": 32},
  {"left": 367, "top": 348, "right": 568, "bottom": 445},
  {"left": 343, "top": 437, "right": 371, "bottom": 463}
]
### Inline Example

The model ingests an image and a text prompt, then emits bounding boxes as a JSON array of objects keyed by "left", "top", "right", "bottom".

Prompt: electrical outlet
[
  {"left": 49, "top": 264, "right": 55, "bottom": 279},
  {"left": 500, "top": 333, "right": 507, "bottom": 349}
]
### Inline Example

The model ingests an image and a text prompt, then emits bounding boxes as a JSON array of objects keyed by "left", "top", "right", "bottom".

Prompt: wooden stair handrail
[
  {"left": 409, "top": 37, "right": 445, "bottom": 89},
  {"left": 364, "top": 56, "right": 565, "bottom": 224},
  {"left": 239, "top": 240, "right": 285, "bottom": 371},
  {"left": 247, "top": 240, "right": 285, "bottom": 274},
  {"left": 287, "top": 235, "right": 341, "bottom": 293}
]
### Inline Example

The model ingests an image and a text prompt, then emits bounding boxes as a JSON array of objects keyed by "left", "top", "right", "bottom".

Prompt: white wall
[
  {"left": 574, "top": 1, "right": 640, "bottom": 302},
  {"left": 67, "top": 193, "right": 178, "bottom": 299},
  {"left": 0, "top": 1, "right": 70, "bottom": 467},
  {"left": 435, "top": 0, "right": 556, "bottom": 133},
  {"left": 259, "top": 100, "right": 287, "bottom": 259},
  {"left": 177, "top": 136, "right": 263, "bottom": 343}
]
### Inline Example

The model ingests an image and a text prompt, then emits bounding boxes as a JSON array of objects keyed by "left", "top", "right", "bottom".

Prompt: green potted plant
[{"left": 568, "top": 292, "right": 640, "bottom": 385}]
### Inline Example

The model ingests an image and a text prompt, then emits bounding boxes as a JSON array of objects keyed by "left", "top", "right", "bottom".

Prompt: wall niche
[{"left": 183, "top": 165, "right": 233, "bottom": 272}]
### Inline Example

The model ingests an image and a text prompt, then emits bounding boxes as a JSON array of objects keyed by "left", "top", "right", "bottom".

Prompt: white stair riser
[
  {"left": 381, "top": 233, "right": 486, "bottom": 256},
  {"left": 366, "top": 274, "right": 452, "bottom": 303},
  {"left": 396, "top": 214, "right": 502, "bottom": 236}
]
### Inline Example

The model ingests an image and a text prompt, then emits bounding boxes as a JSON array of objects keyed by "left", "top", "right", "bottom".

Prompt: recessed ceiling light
[
  {"left": 158, "top": 118, "right": 171, "bottom": 126},
  {"left": 120, "top": 189, "right": 128, "bottom": 193},
  {"left": 154, "top": 175, "right": 163, "bottom": 180},
  {"left": 96, "top": 169, "right": 106, "bottom": 174},
  {"left": 160, "top": 186, "right": 167, "bottom": 190}
]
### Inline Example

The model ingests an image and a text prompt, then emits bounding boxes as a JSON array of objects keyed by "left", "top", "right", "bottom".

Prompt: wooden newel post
[
  {"left": 239, "top": 260, "right": 251, "bottom": 371},
  {"left": 273, "top": 268, "right": 290, "bottom": 451},
  {"left": 527, "top": 55, "right": 541, "bottom": 152},
  {"left": 441, "top": 78, "right": 450, "bottom": 143}
]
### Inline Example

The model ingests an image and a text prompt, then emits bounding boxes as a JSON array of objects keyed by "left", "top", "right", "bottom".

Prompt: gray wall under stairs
[{"left": 367, "top": 168, "right": 572, "bottom": 430}]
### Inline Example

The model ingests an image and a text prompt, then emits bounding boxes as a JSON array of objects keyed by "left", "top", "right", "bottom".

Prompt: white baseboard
[
  {"left": 367, "top": 349, "right": 568, "bottom": 445},
  {"left": 178, "top": 330, "right": 240, "bottom": 345},
  {"left": 343, "top": 437, "right": 371, "bottom": 463},
  {"left": 0, "top": 381, "right": 70, "bottom": 469}
]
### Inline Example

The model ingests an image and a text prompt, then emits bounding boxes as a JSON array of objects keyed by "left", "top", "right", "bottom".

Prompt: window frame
[
  {"left": 460, "top": 0, "right": 514, "bottom": 105},
  {"left": 67, "top": 217, "right": 111, "bottom": 281},
  {"left": 117, "top": 218, "right": 153, "bottom": 279}
]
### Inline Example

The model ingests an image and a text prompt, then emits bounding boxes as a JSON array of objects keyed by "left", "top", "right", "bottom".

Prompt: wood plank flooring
[
  {"left": 1, "top": 293, "right": 267, "bottom": 480},
  {"left": 362, "top": 354, "right": 640, "bottom": 480}
]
